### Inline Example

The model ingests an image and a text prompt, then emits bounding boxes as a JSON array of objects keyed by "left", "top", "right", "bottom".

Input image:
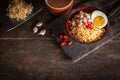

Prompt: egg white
[{"left": 91, "top": 10, "right": 108, "bottom": 28}]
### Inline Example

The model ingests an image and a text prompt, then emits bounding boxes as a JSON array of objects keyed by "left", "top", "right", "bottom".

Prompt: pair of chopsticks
[{"left": 108, "top": 3, "right": 120, "bottom": 17}]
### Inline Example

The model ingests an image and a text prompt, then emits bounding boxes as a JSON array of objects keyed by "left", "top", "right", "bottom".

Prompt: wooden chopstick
[{"left": 108, "top": 4, "right": 120, "bottom": 17}]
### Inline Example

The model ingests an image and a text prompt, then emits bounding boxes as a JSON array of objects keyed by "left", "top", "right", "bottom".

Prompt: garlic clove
[
  {"left": 33, "top": 27, "right": 38, "bottom": 33},
  {"left": 38, "top": 29, "right": 46, "bottom": 36},
  {"left": 36, "top": 21, "right": 43, "bottom": 27}
]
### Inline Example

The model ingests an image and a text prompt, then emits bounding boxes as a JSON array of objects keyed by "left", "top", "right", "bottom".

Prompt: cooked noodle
[{"left": 71, "top": 24, "right": 106, "bottom": 43}]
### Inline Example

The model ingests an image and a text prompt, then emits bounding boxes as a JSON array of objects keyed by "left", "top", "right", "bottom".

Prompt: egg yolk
[{"left": 93, "top": 16, "right": 105, "bottom": 27}]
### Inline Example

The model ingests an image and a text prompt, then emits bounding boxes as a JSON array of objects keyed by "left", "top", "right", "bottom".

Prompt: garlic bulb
[
  {"left": 38, "top": 29, "right": 46, "bottom": 35},
  {"left": 33, "top": 27, "right": 38, "bottom": 33},
  {"left": 36, "top": 21, "right": 43, "bottom": 27}
]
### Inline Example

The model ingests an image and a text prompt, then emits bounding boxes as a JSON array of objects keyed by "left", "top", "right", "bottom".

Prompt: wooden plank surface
[
  {"left": 0, "top": 0, "right": 120, "bottom": 80},
  {"left": 0, "top": 36, "right": 120, "bottom": 80}
]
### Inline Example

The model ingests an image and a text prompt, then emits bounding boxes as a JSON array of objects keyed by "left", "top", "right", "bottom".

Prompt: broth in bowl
[
  {"left": 45, "top": 0, "right": 74, "bottom": 15},
  {"left": 47, "top": 0, "right": 72, "bottom": 8}
]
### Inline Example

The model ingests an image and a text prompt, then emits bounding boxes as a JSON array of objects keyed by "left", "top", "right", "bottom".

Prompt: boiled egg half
[{"left": 91, "top": 10, "right": 108, "bottom": 28}]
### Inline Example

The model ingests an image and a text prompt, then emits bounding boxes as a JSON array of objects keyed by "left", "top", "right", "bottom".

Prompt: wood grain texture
[
  {"left": 0, "top": 38, "right": 120, "bottom": 80},
  {"left": 0, "top": 0, "right": 120, "bottom": 80}
]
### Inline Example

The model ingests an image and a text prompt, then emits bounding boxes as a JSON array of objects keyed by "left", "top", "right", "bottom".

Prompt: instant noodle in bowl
[{"left": 66, "top": 8, "right": 108, "bottom": 43}]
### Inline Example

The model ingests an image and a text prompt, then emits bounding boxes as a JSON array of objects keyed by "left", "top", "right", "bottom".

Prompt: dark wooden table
[{"left": 0, "top": 0, "right": 120, "bottom": 80}]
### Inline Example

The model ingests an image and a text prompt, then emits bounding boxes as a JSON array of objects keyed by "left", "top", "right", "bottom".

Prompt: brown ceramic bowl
[
  {"left": 66, "top": 7, "right": 109, "bottom": 44},
  {"left": 45, "top": 0, "right": 74, "bottom": 15}
]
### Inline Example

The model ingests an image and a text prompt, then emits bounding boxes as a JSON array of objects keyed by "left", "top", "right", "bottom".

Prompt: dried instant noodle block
[{"left": 7, "top": 0, "right": 33, "bottom": 21}]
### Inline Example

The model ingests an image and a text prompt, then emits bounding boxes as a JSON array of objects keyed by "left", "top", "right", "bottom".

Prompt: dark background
[{"left": 0, "top": 0, "right": 120, "bottom": 80}]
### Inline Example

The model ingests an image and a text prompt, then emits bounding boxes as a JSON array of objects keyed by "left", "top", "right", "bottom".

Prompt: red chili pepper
[
  {"left": 63, "top": 35, "right": 68, "bottom": 42},
  {"left": 59, "top": 34, "right": 73, "bottom": 47},
  {"left": 64, "top": 38, "right": 68, "bottom": 42},
  {"left": 60, "top": 41, "right": 66, "bottom": 46},
  {"left": 67, "top": 41, "right": 73, "bottom": 46},
  {"left": 86, "top": 22, "right": 94, "bottom": 29},
  {"left": 89, "top": 24, "right": 94, "bottom": 29},
  {"left": 90, "top": 24, "right": 94, "bottom": 29},
  {"left": 59, "top": 35, "right": 63, "bottom": 39},
  {"left": 63, "top": 35, "right": 68, "bottom": 40}
]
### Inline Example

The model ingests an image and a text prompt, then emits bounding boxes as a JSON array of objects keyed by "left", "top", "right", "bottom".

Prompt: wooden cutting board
[{"left": 49, "top": 1, "right": 120, "bottom": 63}]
